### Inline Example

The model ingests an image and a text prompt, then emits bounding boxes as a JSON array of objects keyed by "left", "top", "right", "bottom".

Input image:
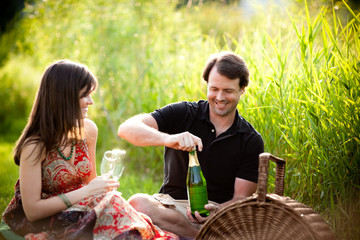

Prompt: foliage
[
  {"left": 0, "top": 0, "right": 359, "bottom": 239},
  {"left": 0, "top": 142, "right": 18, "bottom": 215},
  {"left": 0, "top": 58, "right": 39, "bottom": 141}
]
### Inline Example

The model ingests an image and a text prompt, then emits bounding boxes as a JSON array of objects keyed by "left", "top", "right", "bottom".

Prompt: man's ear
[{"left": 240, "top": 87, "right": 246, "bottom": 95}]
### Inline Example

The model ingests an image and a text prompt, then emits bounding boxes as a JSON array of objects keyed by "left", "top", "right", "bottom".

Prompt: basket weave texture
[{"left": 196, "top": 153, "right": 335, "bottom": 240}]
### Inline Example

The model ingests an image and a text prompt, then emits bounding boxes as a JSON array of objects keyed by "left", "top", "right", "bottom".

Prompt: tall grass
[
  {"left": 0, "top": 142, "right": 18, "bottom": 216},
  {"left": 0, "top": 0, "right": 359, "bottom": 239}
]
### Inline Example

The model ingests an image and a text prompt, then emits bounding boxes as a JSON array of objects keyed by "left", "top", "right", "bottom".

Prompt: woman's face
[{"left": 79, "top": 88, "right": 94, "bottom": 118}]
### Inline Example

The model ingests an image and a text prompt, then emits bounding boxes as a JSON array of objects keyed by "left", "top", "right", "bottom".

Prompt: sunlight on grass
[{"left": 0, "top": 142, "right": 18, "bottom": 214}]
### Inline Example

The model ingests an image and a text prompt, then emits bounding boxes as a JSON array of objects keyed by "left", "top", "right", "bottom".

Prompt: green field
[{"left": 0, "top": 0, "right": 359, "bottom": 239}]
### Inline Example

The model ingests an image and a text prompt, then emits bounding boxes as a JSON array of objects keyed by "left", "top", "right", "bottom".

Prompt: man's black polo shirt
[{"left": 151, "top": 100, "right": 264, "bottom": 204}]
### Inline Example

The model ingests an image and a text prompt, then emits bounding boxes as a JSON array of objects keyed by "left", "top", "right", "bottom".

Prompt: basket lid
[{"left": 197, "top": 194, "right": 335, "bottom": 240}]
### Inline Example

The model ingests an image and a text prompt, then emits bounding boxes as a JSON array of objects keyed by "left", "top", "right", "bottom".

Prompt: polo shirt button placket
[{"left": 211, "top": 129, "right": 216, "bottom": 138}]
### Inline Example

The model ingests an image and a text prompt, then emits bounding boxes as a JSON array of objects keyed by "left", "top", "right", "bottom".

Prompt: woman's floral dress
[{"left": 2, "top": 140, "right": 178, "bottom": 240}]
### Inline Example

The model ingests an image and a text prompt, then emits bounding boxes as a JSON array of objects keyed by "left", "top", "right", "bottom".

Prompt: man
[{"left": 118, "top": 51, "right": 264, "bottom": 238}]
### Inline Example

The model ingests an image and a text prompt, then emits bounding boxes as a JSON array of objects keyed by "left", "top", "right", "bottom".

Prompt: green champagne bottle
[{"left": 186, "top": 150, "right": 209, "bottom": 217}]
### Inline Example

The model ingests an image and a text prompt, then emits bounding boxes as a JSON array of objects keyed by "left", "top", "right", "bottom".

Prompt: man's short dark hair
[{"left": 202, "top": 51, "right": 250, "bottom": 89}]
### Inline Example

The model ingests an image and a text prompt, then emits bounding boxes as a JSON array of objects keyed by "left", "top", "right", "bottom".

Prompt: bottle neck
[{"left": 188, "top": 151, "right": 200, "bottom": 167}]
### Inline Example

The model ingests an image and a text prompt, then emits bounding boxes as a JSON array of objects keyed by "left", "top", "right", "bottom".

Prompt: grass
[
  {"left": 0, "top": 0, "right": 359, "bottom": 239},
  {"left": 0, "top": 142, "right": 18, "bottom": 214}
]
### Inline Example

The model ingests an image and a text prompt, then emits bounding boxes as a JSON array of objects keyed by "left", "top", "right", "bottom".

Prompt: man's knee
[{"left": 128, "top": 193, "right": 156, "bottom": 216}]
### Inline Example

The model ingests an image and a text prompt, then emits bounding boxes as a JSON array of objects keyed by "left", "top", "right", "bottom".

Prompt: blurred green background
[{"left": 0, "top": 0, "right": 359, "bottom": 239}]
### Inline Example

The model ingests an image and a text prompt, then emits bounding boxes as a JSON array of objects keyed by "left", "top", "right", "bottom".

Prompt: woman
[{"left": 2, "top": 60, "right": 178, "bottom": 240}]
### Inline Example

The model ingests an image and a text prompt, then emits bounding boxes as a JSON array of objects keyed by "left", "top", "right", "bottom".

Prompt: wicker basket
[{"left": 196, "top": 153, "right": 335, "bottom": 240}]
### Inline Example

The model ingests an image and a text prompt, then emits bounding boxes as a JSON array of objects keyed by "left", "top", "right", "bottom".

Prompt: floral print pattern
[{"left": 2, "top": 140, "right": 178, "bottom": 240}]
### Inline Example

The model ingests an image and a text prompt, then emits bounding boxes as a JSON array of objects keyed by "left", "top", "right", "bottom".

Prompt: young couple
[{"left": 2, "top": 51, "right": 263, "bottom": 239}]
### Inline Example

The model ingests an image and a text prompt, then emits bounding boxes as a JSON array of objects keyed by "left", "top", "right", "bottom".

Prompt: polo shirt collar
[{"left": 197, "top": 100, "right": 251, "bottom": 135}]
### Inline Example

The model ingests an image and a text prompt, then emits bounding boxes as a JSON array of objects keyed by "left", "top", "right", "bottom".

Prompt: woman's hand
[
  {"left": 186, "top": 203, "right": 220, "bottom": 224},
  {"left": 84, "top": 175, "right": 120, "bottom": 197}
]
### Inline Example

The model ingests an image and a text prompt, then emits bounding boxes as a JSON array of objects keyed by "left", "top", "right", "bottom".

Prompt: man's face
[{"left": 207, "top": 67, "right": 242, "bottom": 118}]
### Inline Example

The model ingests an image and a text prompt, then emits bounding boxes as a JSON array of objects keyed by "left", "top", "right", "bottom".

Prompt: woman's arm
[
  {"left": 19, "top": 141, "right": 118, "bottom": 222},
  {"left": 84, "top": 118, "right": 98, "bottom": 183}
]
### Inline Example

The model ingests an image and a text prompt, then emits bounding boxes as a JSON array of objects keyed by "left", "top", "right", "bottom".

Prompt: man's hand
[
  {"left": 186, "top": 203, "right": 220, "bottom": 224},
  {"left": 164, "top": 131, "right": 203, "bottom": 152}
]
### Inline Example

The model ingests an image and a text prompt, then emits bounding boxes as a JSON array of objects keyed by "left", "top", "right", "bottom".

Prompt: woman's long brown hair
[{"left": 13, "top": 60, "right": 97, "bottom": 165}]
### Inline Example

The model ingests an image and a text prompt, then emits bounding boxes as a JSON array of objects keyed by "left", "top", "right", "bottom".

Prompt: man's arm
[
  {"left": 118, "top": 113, "right": 203, "bottom": 151},
  {"left": 118, "top": 113, "right": 164, "bottom": 146},
  {"left": 219, "top": 177, "right": 257, "bottom": 208}
]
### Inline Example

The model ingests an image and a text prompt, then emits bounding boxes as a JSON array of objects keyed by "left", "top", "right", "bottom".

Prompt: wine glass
[
  {"left": 100, "top": 150, "right": 116, "bottom": 177},
  {"left": 100, "top": 149, "right": 126, "bottom": 190},
  {"left": 110, "top": 149, "right": 125, "bottom": 181}
]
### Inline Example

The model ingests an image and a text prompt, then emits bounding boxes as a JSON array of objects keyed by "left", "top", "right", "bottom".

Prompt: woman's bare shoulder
[
  {"left": 83, "top": 118, "right": 98, "bottom": 141},
  {"left": 20, "top": 139, "right": 45, "bottom": 165}
]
